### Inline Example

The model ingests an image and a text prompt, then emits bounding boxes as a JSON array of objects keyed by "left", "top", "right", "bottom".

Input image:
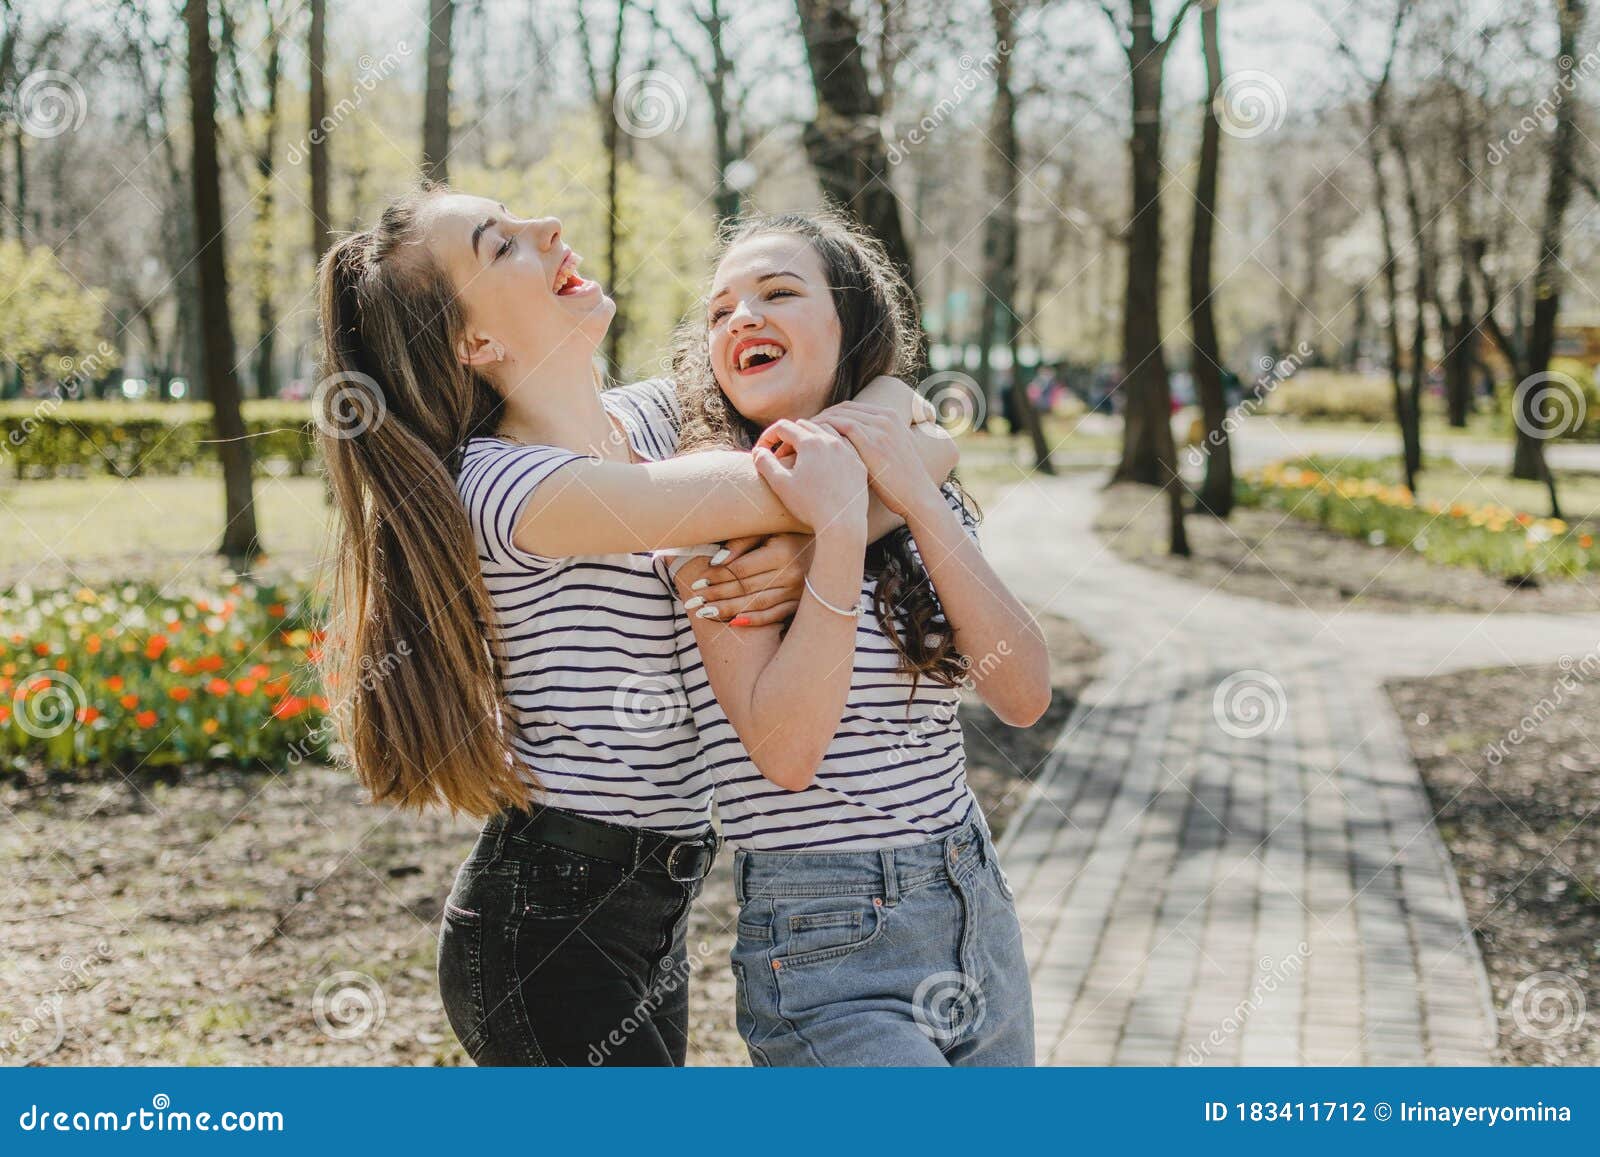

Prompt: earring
[{"left": 492, "top": 343, "right": 506, "bottom": 362}]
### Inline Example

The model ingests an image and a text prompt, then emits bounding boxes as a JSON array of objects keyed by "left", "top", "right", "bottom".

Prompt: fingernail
[
  {"left": 709, "top": 548, "right": 731, "bottom": 566},
  {"left": 684, "top": 595, "right": 705, "bottom": 611},
  {"left": 696, "top": 605, "right": 720, "bottom": 619},
  {"left": 730, "top": 616, "right": 752, "bottom": 627},
  {"left": 690, "top": 578, "right": 710, "bottom": 591}
]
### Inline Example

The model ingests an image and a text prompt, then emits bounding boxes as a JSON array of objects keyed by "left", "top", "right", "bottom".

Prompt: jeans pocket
[
  {"left": 991, "top": 858, "right": 1016, "bottom": 901},
  {"left": 437, "top": 902, "right": 489, "bottom": 1058},
  {"left": 772, "top": 896, "right": 884, "bottom": 968}
]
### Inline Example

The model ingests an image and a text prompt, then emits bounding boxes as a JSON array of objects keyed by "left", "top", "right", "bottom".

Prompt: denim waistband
[{"left": 733, "top": 813, "right": 995, "bottom": 904}]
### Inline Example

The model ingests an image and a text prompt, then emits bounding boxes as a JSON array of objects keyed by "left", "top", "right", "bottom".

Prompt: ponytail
[{"left": 315, "top": 188, "right": 530, "bottom": 817}]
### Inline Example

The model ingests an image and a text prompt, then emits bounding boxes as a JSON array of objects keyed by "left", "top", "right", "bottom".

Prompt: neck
[{"left": 494, "top": 344, "right": 629, "bottom": 462}]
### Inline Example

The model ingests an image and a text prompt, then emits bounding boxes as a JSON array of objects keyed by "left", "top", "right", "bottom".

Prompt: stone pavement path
[{"left": 980, "top": 474, "right": 1600, "bottom": 1066}]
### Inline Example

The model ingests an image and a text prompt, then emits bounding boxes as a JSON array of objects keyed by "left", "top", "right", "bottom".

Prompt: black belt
[{"left": 496, "top": 806, "right": 719, "bottom": 883}]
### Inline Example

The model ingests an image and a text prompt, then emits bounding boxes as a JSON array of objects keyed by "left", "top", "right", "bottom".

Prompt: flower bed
[
  {"left": 1237, "top": 458, "right": 1597, "bottom": 579},
  {"left": 1, "top": 579, "right": 328, "bottom": 772}
]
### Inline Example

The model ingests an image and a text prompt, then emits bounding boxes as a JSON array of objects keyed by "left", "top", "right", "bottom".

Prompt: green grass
[
  {"left": 0, "top": 474, "right": 331, "bottom": 570},
  {"left": 1315, "top": 456, "right": 1600, "bottom": 525}
]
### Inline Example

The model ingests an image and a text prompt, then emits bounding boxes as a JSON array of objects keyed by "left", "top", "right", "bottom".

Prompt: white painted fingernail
[
  {"left": 684, "top": 595, "right": 705, "bottom": 611},
  {"left": 709, "top": 548, "right": 731, "bottom": 566},
  {"left": 696, "top": 605, "right": 720, "bottom": 619},
  {"left": 690, "top": 578, "right": 710, "bottom": 591}
]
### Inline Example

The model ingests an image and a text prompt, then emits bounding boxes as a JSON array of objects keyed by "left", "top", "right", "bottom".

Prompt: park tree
[
  {"left": 1103, "top": 0, "right": 1191, "bottom": 556},
  {"left": 309, "top": 0, "right": 331, "bottom": 265},
  {"left": 1189, "top": 0, "right": 1230, "bottom": 517},
  {"left": 422, "top": 0, "right": 454, "bottom": 182},
  {"left": 186, "top": 0, "right": 258, "bottom": 560}
]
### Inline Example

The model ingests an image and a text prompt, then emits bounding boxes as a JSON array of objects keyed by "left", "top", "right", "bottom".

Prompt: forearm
[
  {"left": 720, "top": 528, "right": 865, "bottom": 788},
  {"left": 865, "top": 426, "right": 958, "bottom": 540},
  {"left": 903, "top": 491, "right": 1051, "bottom": 726},
  {"left": 517, "top": 450, "right": 807, "bottom": 557}
]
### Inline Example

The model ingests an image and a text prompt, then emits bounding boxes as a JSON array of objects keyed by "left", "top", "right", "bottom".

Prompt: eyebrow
[
  {"left": 470, "top": 205, "right": 511, "bottom": 259},
  {"left": 708, "top": 269, "right": 806, "bottom": 303}
]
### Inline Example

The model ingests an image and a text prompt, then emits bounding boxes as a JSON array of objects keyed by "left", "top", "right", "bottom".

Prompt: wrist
[
  {"left": 900, "top": 479, "right": 948, "bottom": 526},
  {"left": 815, "top": 509, "right": 869, "bottom": 548}
]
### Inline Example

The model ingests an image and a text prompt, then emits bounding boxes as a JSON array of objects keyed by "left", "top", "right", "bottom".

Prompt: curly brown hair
[{"left": 673, "top": 209, "right": 977, "bottom": 693}]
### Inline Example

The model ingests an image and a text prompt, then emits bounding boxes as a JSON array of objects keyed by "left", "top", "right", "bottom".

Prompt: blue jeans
[{"left": 729, "top": 815, "right": 1035, "bottom": 1066}]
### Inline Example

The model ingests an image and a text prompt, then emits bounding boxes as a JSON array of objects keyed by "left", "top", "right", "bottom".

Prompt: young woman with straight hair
[{"left": 313, "top": 186, "right": 951, "bottom": 1066}]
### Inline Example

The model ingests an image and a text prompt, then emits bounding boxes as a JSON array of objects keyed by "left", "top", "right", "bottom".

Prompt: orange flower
[
  {"left": 32, "top": 642, "right": 49, "bottom": 656},
  {"left": 1515, "top": 512, "right": 1533, "bottom": 526},
  {"left": 233, "top": 678, "right": 258, "bottom": 696},
  {"left": 119, "top": 694, "right": 138, "bottom": 710},
  {"left": 0, "top": 705, "right": 9, "bottom": 724},
  {"left": 202, "top": 718, "right": 220, "bottom": 736},
  {"left": 271, "top": 695, "right": 307, "bottom": 720},
  {"left": 54, "top": 658, "right": 67, "bottom": 672},
  {"left": 106, "top": 675, "right": 124, "bottom": 692},
  {"left": 262, "top": 678, "right": 290, "bottom": 699},
  {"left": 135, "top": 710, "right": 157, "bottom": 729},
  {"left": 305, "top": 647, "right": 322, "bottom": 664},
  {"left": 168, "top": 658, "right": 190, "bottom": 675},
  {"left": 196, "top": 655, "right": 224, "bottom": 673},
  {"left": 165, "top": 621, "right": 181, "bottom": 636},
  {"left": 1582, "top": 534, "right": 1595, "bottom": 550},
  {"left": 145, "top": 636, "right": 168, "bottom": 660},
  {"left": 268, "top": 603, "right": 287, "bottom": 618},
  {"left": 76, "top": 706, "right": 101, "bottom": 725},
  {"left": 206, "top": 678, "right": 231, "bottom": 697},
  {"left": 309, "top": 694, "right": 329, "bottom": 712},
  {"left": 249, "top": 664, "right": 270, "bottom": 680},
  {"left": 86, "top": 635, "right": 102, "bottom": 655},
  {"left": 168, "top": 686, "right": 192, "bottom": 703}
]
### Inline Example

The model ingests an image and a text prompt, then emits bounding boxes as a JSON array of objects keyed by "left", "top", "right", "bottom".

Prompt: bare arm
[{"left": 513, "top": 450, "right": 806, "bottom": 558}]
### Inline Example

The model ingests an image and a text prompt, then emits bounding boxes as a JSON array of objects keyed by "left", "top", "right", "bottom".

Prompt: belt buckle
[{"left": 665, "top": 839, "right": 713, "bottom": 883}]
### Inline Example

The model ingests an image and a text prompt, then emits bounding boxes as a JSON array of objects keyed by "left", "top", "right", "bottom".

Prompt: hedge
[{"left": 0, "top": 400, "right": 318, "bottom": 479}]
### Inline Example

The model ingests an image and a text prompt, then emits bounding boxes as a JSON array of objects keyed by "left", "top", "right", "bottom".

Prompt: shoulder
[
  {"left": 457, "top": 437, "right": 593, "bottom": 571},
  {"left": 603, "top": 378, "right": 683, "bottom": 461}
]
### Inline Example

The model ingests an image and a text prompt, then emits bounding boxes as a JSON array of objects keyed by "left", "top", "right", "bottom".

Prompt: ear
[{"left": 456, "top": 331, "right": 504, "bottom": 368}]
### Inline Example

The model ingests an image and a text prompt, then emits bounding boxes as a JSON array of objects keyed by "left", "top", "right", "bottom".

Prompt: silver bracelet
[{"left": 804, "top": 575, "right": 863, "bottom": 618}]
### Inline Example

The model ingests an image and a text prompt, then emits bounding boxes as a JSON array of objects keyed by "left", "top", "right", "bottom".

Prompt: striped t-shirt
[
  {"left": 626, "top": 392, "right": 983, "bottom": 853},
  {"left": 453, "top": 378, "right": 710, "bottom": 836}
]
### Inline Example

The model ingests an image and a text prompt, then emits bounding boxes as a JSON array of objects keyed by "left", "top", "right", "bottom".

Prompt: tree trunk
[
  {"left": 701, "top": 0, "right": 741, "bottom": 222},
  {"left": 309, "top": 0, "right": 331, "bottom": 264},
  {"left": 603, "top": 0, "right": 629, "bottom": 373},
  {"left": 793, "top": 0, "right": 920, "bottom": 319},
  {"left": 186, "top": 0, "right": 258, "bottom": 560},
  {"left": 1364, "top": 96, "right": 1418, "bottom": 494},
  {"left": 422, "top": 0, "right": 454, "bottom": 182},
  {"left": 1190, "top": 0, "right": 1230, "bottom": 517},
  {"left": 253, "top": 30, "right": 281, "bottom": 398},
  {"left": 984, "top": 0, "right": 1051, "bottom": 472}
]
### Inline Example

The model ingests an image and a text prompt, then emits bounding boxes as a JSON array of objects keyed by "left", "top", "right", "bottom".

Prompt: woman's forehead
[{"left": 713, "top": 234, "right": 825, "bottom": 292}]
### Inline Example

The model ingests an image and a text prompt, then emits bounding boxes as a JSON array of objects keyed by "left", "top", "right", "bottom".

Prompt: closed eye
[
  {"left": 766, "top": 288, "right": 796, "bottom": 301},
  {"left": 709, "top": 306, "right": 730, "bottom": 324},
  {"left": 494, "top": 236, "right": 514, "bottom": 261}
]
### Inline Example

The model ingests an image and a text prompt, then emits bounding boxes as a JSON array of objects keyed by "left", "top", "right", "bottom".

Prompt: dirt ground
[
  {"left": 1095, "top": 482, "right": 1600, "bottom": 614},
  {"left": 1388, "top": 663, "right": 1600, "bottom": 1065},
  {"left": 1, "top": 615, "right": 1098, "bottom": 1068}
]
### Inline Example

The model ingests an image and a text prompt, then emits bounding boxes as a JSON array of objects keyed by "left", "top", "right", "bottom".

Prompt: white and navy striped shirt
[
  {"left": 627, "top": 392, "right": 983, "bottom": 852},
  {"left": 454, "top": 379, "right": 711, "bottom": 836}
]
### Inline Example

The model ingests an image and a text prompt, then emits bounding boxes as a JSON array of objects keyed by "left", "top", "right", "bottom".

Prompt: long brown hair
[
  {"left": 674, "top": 209, "right": 974, "bottom": 690},
  {"left": 315, "top": 185, "right": 529, "bottom": 817}
]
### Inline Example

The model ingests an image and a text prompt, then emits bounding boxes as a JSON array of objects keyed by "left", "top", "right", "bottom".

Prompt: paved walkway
[{"left": 981, "top": 474, "right": 1600, "bottom": 1066}]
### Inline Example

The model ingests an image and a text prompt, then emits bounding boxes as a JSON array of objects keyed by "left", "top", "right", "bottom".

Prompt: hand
[
  {"left": 752, "top": 419, "right": 869, "bottom": 535},
  {"left": 811, "top": 402, "right": 942, "bottom": 518},
  {"left": 678, "top": 533, "right": 811, "bottom": 627},
  {"left": 854, "top": 375, "right": 939, "bottom": 426}
]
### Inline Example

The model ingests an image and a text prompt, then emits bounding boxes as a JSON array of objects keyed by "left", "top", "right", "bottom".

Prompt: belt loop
[
  {"left": 488, "top": 810, "right": 513, "bottom": 861},
  {"left": 733, "top": 852, "right": 747, "bottom": 905},
  {"left": 879, "top": 849, "right": 900, "bottom": 907}
]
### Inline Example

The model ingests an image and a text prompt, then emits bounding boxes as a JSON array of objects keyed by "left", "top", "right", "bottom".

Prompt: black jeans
[{"left": 436, "top": 810, "right": 708, "bottom": 1066}]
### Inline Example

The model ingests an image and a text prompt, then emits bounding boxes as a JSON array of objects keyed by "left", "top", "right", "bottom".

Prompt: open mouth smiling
[
  {"left": 553, "top": 251, "right": 594, "bottom": 296},
  {"left": 732, "top": 337, "right": 788, "bottom": 375}
]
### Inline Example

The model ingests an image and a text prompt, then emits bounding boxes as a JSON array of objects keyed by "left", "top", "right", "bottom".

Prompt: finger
[
  {"left": 715, "top": 535, "right": 767, "bottom": 566},
  {"left": 911, "top": 391, "right": 938, "bottom": 425},
  {"left": 728, "top": 601, "right": 800, "bottom": 628},
  {"left": 716, "top": 586, "right": 794, "bottom": 616},
  {"left": 670, "top": 556, "right": 713, "bottom": 598},
  {"left": 695, "top": 570, "right": 791, "bottom": 604}
]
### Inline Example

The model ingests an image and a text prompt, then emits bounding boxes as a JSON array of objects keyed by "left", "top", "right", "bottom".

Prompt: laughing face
[
  {"left": 421, "top": 192, "right": 615, "bottom": 375},
  {"left": 706, "top": 233, "right": 842, "bottom": 427}
]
